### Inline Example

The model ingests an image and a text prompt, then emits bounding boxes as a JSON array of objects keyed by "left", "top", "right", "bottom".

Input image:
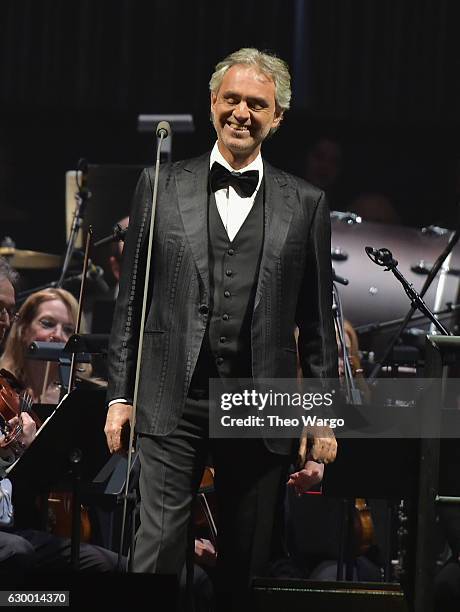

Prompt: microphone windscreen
[
  {"left": 88, "top": 265, "right": 110, "bottom": 294},
  {"left": 156, "top": 121, "right": 171, "bottom": 138}
]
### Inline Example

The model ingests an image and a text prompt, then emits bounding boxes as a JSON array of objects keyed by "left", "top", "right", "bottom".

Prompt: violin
[
  {"left": 0, "top": 368, "right": 40, "bottom": 452},
  {"left": 0, "top": 370, "right": 23, "bottom": 448},
  {"left": 353, "top": 498, "right": 375, "bottom": 556},
  {"left": 45, "top": 493, "right": 92, "bottom": 542}
]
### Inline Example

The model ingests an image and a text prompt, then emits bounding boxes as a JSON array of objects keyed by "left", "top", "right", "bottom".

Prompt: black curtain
[
  {"left": 306, "top": 0, "right": 460, "bottom": 123},
  {"left": 0, "top": 0, "right": 294, "bottom": 253},
  {"left": 0, "top": 0, "right": 294, "bottom": 113},
  {"left": 1, "top": 0, "right": 460, "bottom": 249}
]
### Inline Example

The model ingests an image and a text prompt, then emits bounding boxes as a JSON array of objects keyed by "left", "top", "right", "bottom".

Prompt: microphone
[
  {"left": 156, "top": 121, "right": 171, "bottom": 139},
  {"left": 365, "top": 246, "right": 379, "bottom": 259},
  {"left": 86, "top": 263, "right": 110, "bottom": 294},
  {"left": 365, "top": 246, "right": 397, "bottom": 267},
  {"left": 64, "top": 262, "right": 110, "bottom": 294},
  {"left": 94, "top": 223, "right": 128, "bottom": 248}
]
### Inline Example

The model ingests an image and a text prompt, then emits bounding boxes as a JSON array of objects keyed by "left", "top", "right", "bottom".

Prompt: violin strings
[{"left": 20, "top": 391, "right": 34, "bottom": 413}]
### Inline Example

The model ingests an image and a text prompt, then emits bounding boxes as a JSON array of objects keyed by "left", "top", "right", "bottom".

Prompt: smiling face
[{"left": 210, "top": 64, "right": 283, "bottom": 169}]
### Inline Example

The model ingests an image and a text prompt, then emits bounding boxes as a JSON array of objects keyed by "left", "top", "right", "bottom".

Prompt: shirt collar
[{"left": 210, "top": 142, "right": 264, "bottom": 189}]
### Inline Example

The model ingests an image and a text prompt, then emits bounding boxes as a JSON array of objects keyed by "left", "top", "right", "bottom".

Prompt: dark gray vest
[{"left": 190, "top": 183, "right": 264, "bottom": 390}]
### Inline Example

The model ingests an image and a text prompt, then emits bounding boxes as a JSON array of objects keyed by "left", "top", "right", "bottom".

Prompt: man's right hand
[{"left": 104, "top": 403, "right": 133, "bottom": 454}]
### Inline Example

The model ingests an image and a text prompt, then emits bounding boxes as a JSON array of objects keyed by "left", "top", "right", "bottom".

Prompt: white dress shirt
[{"left": 210, "top": 142, "right": 263, "bottom": 241}]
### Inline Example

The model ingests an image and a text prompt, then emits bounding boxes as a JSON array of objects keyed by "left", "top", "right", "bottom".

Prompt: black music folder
[{"left": 7, "top": 387, "right": 110, "bottom": 489}]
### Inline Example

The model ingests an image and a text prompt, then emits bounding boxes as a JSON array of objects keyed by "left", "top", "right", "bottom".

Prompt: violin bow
[{"left": 67, "top": 227, "right": 92, "bottom": 395}]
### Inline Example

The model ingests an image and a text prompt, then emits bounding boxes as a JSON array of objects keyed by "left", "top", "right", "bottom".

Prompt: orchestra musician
[
  {"left": 0, "top": 287, "right": 89, "bottom": 404},
  {"left": 0, "top": 257, "right": 122, "bottom": 577},
  {"left": 104, "top": 47, "right": 338, "bottom": 610}
]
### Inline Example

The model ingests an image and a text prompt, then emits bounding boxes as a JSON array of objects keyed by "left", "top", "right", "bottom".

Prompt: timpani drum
[{"left": 330, "top": 212, "right": 460, "bottom": 357}]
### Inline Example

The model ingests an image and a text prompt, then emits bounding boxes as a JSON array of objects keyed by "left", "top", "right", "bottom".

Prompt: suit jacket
[{"left": 107, "top": 152, "right": 338, "bottom": 452}]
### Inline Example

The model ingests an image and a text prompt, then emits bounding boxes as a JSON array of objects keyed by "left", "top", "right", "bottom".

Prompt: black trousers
[{"left": 135, "top": 395, "right": 292, "bottom": 611}]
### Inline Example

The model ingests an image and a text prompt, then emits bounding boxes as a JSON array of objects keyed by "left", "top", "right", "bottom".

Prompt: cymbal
[{"left": 0, "top": 247, "right": 61, "bottom": 269}]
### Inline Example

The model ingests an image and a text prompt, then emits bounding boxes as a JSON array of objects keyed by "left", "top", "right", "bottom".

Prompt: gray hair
[
  {"left": 0, "top": 257, "right": 19, "bottom": 289},
  {"left": 209, "top": 48, "right": 291, "bottom": 114}
]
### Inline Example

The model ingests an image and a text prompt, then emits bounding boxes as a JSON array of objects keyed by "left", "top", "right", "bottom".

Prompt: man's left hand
[
  {"left": 298, "top": 428, "right": 337, "bottom": 467},
  {"left": 308, "top": 434, "right": 337, "bottom": 464},
  {"left": 287, "top": 460, "right": 324, "bottom": 495}
]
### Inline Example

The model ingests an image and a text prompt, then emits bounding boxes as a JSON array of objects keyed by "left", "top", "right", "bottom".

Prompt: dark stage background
[{"left": 1, "top": 0, "right": 460, "bottom": 258}]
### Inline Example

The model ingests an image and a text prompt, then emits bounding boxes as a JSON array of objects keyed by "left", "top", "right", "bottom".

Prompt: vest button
[
  {"left": 220, "top": 336, "right": 227, "bottom": 343},
  {"left": 199, "top": 304, "right": 209, "bottom": 315},
  {"left": 224, "top": 290, "right": 231, "bottom": 298},
  {"left": 222, "top": 313, "right": 229, "bottom": 321},
  {"left": 227, "top": 248, "right": 235, "bottom": 256},
  {"left": 225, "top": 269, "right": 233, "bottom": 277},
  {"left": 216, "top": 357, "right": 224, "bottom": 366}
]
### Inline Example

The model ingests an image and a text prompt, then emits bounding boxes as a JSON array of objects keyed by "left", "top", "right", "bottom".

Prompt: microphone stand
[
  {"left": 117, "top": 121, "right": 171, "bottom": 571},
  {"left": 15, "top": 263, "right": 106, "bottom": 304},
  {"left": 332, "top": 278, "right": 363, "bottom": 583},
  {"left": 365, "top": 248, "right": 450, "bottom": 376},
  {"left": 355, "top": 302, "right": 460, "bottom": 335},
  {"left": 57, "top": 159, "right": 91, "bottom": 288},
  {"left": 368, "top": 230, "right": 459, "bottom": 381},
  {"left": 332, "top": 281, "right": 362, "bottom": 406}
]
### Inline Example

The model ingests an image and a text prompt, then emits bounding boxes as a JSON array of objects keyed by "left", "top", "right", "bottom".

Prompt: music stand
[
  {"left": 137, "top": 114, "right": 194, "bottom": 162},
  {"left": 84, "top": 453, "right": 140, "bottom": 556},
  {"left": 7, "top": 387, "right": 110, "bottom": 569},
  {"left": 64, "top": 333, "right": 109, "bottom": 355},
  {"left": 27, "top": 341, "right": 92, "bottom": 403}
]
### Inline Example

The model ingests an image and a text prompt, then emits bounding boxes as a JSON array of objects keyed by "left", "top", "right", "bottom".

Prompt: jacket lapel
[
  {"left": 174, "top": 153, "right": 294, "bottom": 308},
  {"left": 254, "top": 160, "right": 294, "bottom": 309},
  {"left": 175, "top": 153, "right": 210, "bottom": 296}
]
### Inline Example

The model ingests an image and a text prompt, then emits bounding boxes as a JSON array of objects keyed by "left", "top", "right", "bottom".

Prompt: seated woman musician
[
  {"left": 0, "top": 288, "right": 92, "bottom": 404},
  {"left": 0, "top": 287, "right": 107, "bottom": 538},
  {"left": 0, "top": 261, "right": 121, "bottom": 577}
]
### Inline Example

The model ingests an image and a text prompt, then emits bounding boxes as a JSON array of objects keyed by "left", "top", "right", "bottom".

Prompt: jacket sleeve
[
  {"left": 295, "top": 190, "right": 338, "bottom": 380},
  {"left": 106, "top": 168, "right": 153, "bottom": 404}
]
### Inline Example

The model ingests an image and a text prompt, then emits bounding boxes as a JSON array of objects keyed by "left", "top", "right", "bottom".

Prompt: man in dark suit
[{"left": 104, "top": 48, "right": 337, "bottom": 610}]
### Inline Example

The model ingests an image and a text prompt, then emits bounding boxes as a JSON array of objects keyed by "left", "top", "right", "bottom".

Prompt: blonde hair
[
  {"left": 0, "top": 288, "right": 79, "bottom": 385},
  {"left": 209, "top": 47, "right": 291, "bottom": 134}
]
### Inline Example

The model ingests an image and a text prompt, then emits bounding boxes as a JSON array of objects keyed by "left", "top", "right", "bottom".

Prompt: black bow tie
[{"left": 209, "top": 162, "right": 259, "bottom": 198}]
